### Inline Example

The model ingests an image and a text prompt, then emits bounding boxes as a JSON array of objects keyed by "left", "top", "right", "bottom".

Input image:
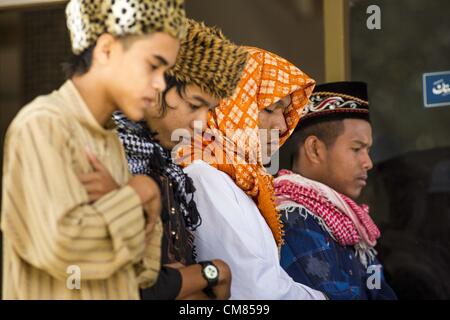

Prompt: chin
[
  {"left": 347, "top": 189, "right": 362, "bottom": 200},
  {"left": 123, "top": 109, "right": 144, "bottom": 122},
  {"left": 158, "top": 138, "right": 176, "bottom": 150}
]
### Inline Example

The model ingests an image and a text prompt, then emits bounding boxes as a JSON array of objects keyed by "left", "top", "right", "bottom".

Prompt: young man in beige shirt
[{"left": 1, "top": 0, "right": 185, "bottom": 299}]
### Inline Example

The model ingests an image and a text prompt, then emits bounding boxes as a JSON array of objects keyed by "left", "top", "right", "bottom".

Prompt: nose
[
  {"left": 151, "top": 69, "right": 167, "bottom": 93},
  {"left": 362, "top": 150, "right": 373, "bottom": 171},
  {"left": 273, "top": 110, "right": 288, "bottom": 136},
  {"left": 190, "top": 108, "right": 209, "bottom": 132}
]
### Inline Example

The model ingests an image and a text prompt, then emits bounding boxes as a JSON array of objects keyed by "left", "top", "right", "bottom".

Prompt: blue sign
[{"left": 423, "top": 71, "right": 450, "bottom": 108}]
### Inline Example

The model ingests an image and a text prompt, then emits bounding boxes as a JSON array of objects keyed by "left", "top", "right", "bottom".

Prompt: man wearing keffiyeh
[{"left": 275, "top": 81, "right": 397, "bottom": 300}]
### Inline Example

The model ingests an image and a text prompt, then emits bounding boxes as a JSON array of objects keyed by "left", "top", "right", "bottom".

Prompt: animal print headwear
[
  {"left": 66, "top": 0, "right": 186, "bottom": 55},
  {"left": 167, "top": 19, "right": 248, "bottom": 99}
]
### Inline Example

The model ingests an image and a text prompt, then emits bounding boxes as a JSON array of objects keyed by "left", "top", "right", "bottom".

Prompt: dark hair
[
  {"left": 291, "top": 118, "right": 345, "bottom": 166},
  {"left": 158, "top": 74, "right": 187, "bottom": 116},
  {"left": 62, "top": 36, "right": 139, "bottom": 79},
  {"left": 62, "top": 45, "right": 95, "bottom": 79}
]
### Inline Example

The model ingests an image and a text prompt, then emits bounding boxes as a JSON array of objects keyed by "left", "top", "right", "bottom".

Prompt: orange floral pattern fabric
[{"left": 176, "top": 47, "right": 316, "bottom": 246}]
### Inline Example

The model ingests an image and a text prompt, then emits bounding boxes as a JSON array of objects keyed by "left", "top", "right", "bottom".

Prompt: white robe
[{"left": 184, "top": 160, "right": 326, "bottom": 300}]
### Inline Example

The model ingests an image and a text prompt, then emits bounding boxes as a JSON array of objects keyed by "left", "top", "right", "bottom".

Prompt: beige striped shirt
[{"left": 1, "top": 81, "right": 162, "bottom": 299}]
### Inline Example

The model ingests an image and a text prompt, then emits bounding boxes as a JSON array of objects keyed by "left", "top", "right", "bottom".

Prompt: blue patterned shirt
[{"left": 280, "top": 206, "right": 397, "bottom": 300}]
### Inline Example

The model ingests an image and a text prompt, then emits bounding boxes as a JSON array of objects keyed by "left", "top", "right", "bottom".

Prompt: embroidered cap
[
  {"left": 167, "top": 19, "right": 248, "bottom": 99},
  {"left": 66, "top": 0, "right": 186, "bottom": 55},
  {"left": 296, "top": 81, "right": 370, "bottom": 130}
]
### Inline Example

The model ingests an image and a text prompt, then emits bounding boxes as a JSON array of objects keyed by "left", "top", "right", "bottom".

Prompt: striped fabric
[{"left": 1, "top": 81, "right": 161, "bottom": 299}]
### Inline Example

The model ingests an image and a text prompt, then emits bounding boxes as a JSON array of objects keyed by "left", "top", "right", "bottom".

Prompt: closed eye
[
  {"left": 189, "top": 103, "right": 202, "bottom": 111},
  {"left": 149, "top": 63, "right": 159, "bottom": 71}
]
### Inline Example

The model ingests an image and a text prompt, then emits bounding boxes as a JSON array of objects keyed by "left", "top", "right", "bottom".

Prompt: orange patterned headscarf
[{"left": 176, "top": 47, "right": 315, "bottom": 246}]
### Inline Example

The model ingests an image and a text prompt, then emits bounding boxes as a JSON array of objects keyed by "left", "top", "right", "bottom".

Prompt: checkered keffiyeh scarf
[
  {"left": 113, "top": 112, "right": 201, "bottom": 231},
  {"left": 275, "top": 170, "right": 381, "bottom": 267},
  {"left": 176, "top": 47, "right": 316, "bottom": 246}
]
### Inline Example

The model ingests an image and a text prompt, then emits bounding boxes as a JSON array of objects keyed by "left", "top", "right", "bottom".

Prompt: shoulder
[
  {"left": 6, "top": 93, "right": 72, "bottom": 152},
  {"left": 184, "top": 160, "right": 222, "bottom": 178},
  {"left": 8, "top": 92, "right": 69, "bottom": 134},
  {"left": 279, "top": 205, "right": 321, "bottom": 229},
  {"left": 184, "top": 161, "right": 254, "bottom": 213},
  {"left": 184, "top": 161, "right": 238, "bottom": 191},
  {"left": 279, "top": 205, "right": 336, "bottom": 244}
]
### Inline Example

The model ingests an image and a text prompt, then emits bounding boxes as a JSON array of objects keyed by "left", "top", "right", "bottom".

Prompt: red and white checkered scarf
[{"left": 275, "top": 170, "right": 380, "bottom": 266}]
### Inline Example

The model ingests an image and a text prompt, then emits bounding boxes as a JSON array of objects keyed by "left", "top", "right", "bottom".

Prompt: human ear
[
  {"left": 93, "top": 33, "right": 117, "bottom": 66},
  {"left": 304, "top": 135, "right": 327, "bottom": 165}
]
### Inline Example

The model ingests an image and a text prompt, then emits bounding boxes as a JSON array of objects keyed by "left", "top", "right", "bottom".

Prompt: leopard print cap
[{"left": 66, "top": 0, "right": 186, "bottom": 55}]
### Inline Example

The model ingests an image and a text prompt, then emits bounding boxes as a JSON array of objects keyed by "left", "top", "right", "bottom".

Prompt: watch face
[{"left": 204, "top": 265, "right": 218, "bottom": 280}]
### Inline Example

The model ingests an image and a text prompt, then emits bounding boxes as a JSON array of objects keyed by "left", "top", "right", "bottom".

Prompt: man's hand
[
  {"left": 78, "top": 147, "right": 119, "bottom": 203},
  {"left": 78, "top": 147, "right": 162, "bottom": 236}
]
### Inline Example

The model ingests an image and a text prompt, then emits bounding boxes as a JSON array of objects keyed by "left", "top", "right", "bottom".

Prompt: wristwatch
[
  {"left": 199, "top": 261, "right": 219, "bottom": 288},
  {"left": 199, "top": 261, "right": 219, "bottom": 299}
]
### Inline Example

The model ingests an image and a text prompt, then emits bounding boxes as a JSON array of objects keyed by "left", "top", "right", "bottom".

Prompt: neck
[
  {"left": 294, "top": 166, "right": 354, "bottom": 199},
  {"left": 144, "top": 115, "right": 170, "bottom": 150},
  {"left": 72, "top": 72, "right": 116, "bottom": 127},
  {"left": 293, "top": 162, "right": 322, "bottom": 184}
]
